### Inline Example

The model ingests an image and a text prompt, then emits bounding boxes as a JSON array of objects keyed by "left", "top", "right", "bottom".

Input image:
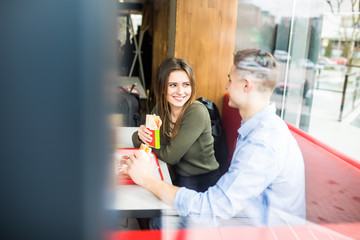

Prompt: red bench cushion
[
  {"left": 222, "top": 93, "right": 242, "bottom": 162},
  {"left": 287, "top": 124, "right": 360, "bottom": 224}
]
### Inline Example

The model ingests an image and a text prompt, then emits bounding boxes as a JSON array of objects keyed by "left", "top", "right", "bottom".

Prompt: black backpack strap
[{"left": 197, "top": 97, "right": 230, "bottom": 175}]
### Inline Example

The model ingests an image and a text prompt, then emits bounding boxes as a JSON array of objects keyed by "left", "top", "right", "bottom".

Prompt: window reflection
[{"left": 236, "top": 0, "right": 360, "bottom": 161}]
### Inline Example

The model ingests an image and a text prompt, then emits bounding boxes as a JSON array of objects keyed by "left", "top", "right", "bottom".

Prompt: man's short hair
[{"left": 234, "top": 49, "right": 279, "bottom": 92}]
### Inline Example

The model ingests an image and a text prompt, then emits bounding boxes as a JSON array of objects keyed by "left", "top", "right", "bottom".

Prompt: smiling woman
[
  {"left": 132, "top": 58, "right": 221, "bottom": 193},
  {"left": 167, "top": 71, "right": 192, "bottom": 114},
  {"left": 153, "top": 58, "right": 196, "bottom": 140}
]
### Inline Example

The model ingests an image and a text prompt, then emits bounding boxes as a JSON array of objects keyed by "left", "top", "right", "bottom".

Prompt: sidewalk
[{"left": 308, "top": 89, "right": 360, "bottom": 161}]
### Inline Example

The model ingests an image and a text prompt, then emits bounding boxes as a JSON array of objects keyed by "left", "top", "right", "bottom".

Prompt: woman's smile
[{"left": 167, "top": 70, "right": 192, "bottom": 109}]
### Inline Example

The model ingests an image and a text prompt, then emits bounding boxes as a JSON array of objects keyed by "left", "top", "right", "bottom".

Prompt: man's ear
[{"left": 243, "top": 78, "right": 253, "bottom": 92}]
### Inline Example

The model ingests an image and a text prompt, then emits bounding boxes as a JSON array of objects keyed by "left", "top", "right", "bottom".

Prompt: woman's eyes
[{"left": 168, "top": 83, "right": 191, "bottom": 87}]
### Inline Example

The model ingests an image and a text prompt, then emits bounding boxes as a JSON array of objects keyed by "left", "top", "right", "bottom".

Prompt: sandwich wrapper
[
  {"left": 146, "top": 114, "right": 162, "bottom": 149},
  {"left": 114, "top": 147, "right": 163, "bottom": 185},
  {"left": 139, "top": 143, "right": 152, "bottom": 161}
]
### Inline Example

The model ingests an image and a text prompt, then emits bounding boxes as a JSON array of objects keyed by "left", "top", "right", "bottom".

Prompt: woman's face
[{"left": 166, "top": 70, "right": 192, "bottom": 110}]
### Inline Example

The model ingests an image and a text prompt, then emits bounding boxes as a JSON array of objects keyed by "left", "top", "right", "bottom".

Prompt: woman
[{"left": 132, "top": 58, "right": 220, "bottom": 192}]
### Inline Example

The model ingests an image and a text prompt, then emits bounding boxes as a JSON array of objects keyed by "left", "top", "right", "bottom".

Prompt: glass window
[{"left": 237, "top": 0, "right": 360, "bottom": 161}]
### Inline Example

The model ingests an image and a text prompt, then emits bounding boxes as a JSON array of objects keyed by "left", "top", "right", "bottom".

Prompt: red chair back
[{"left": 222, "top": 93, "right": 242, "bottom": 162}]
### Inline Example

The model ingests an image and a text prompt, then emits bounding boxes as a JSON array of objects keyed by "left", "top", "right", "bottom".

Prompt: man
[{"left": 127, "top": 48, "right": 306, "bottom": 227}]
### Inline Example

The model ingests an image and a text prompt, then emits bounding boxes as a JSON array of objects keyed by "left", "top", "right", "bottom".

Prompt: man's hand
[
  {"left": 127, "top": 150, "right": 180, "bottom": 207},
  {"left": 127, "top": 150, "right": 157, "bottom": 186}
]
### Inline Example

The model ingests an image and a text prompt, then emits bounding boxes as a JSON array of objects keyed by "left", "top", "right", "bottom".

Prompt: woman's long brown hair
[{"left": 153, "top": 58, "right": 196, "bottom": 141}]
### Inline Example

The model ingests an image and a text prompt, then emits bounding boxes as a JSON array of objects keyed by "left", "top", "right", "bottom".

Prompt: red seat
[
  {"left": 287, "top": 124, "right": 360, "bottom": 224},
  {"left": 221, "top": 93, "right": 242, "bottom": 162}
]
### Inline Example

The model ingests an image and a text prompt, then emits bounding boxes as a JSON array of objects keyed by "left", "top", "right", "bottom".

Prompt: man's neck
[{"left": 239, "top": 100, "right": 270, "bottom": 122}]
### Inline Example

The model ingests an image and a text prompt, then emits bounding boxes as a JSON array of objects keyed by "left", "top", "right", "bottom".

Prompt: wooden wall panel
[
  {"left": 174, "top": 0, "right": 238, "bottom": 115},
  {"left": 152, "top": 0, "right": 170, "bottom": 91}
]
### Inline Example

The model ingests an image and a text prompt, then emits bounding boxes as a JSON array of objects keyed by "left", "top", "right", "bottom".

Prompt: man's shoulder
[
  {"left": 256, "top": 117, "right": 301, "bottom": 154},
  {"left": 248, "top": 117, "right": 289, "bottom": 144}
]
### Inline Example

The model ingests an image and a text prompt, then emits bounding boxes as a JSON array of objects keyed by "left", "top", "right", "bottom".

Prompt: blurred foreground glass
[{"left": 0, "top": 0, "right": 118, "bottom": 239}]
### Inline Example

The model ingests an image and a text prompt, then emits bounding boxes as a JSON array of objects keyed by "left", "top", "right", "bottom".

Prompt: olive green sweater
[{"left": 132, "top": 100, "right": 219, "bottom": 176}]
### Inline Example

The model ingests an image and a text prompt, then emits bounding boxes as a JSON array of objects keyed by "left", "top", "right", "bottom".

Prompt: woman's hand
[{"left": 137, "top": 125, "right": 153, "bottom": 145}]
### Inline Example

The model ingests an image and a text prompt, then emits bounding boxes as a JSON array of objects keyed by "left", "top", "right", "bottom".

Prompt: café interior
[{"left": 3, "top": 0, "right": 360, "bottom": 239}]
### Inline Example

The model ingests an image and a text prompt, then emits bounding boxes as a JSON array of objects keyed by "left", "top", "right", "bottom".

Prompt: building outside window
[{"left": 237, "top": 0, "right": 360, "bottom": 161}]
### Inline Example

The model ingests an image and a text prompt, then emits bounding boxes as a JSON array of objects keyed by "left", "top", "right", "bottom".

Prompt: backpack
[
  {"left": 117, "top": 86, "right": 141, "bottom": 127},
  {"left": 197, "top": 97, "right": 230, "bottom": 175}
]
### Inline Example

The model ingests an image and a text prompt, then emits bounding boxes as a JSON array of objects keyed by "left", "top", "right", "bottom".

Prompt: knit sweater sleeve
[{"left": 152, "top": 102, "right": 209, "bottom": 165}]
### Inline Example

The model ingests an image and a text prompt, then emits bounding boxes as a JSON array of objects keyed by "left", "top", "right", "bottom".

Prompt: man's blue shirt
[{"left": 174, "top": 103, "right": 306, "bottom": 226}]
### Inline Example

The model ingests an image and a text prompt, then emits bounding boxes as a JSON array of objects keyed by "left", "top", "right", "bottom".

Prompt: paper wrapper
[
  {"left": 146, "top": 114, "right": 162, "bottom": 149},
  {"left": 140, "top": 143, "right": 152, "bottom": 161},
  {"left": 114, "top": 148, "right": 164, "bottom": 185},
  {"left": 114, "top": 152, "right": 129, "bottom": 176}
]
